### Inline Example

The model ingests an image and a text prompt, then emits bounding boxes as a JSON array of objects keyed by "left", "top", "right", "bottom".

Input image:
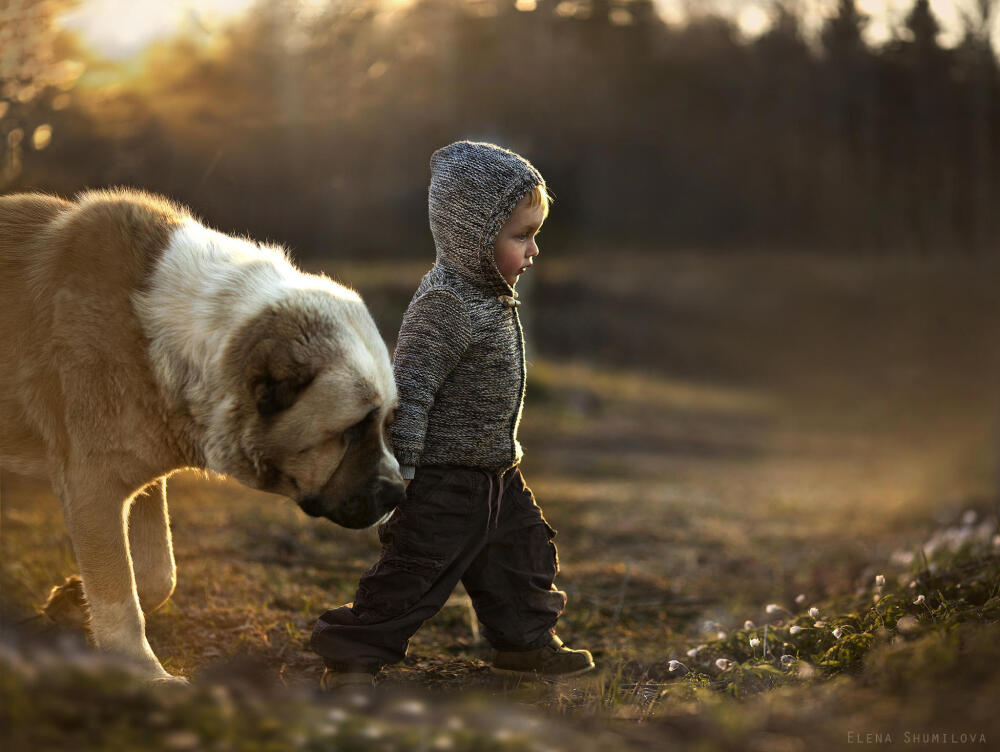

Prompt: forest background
[{"left": 4, "top": 0, "right": 999, "bottom": 257}]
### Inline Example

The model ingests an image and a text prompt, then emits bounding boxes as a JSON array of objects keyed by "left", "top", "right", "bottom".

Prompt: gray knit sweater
[{"left": 389, "top": 141, "right": 546, "bottom": 476}]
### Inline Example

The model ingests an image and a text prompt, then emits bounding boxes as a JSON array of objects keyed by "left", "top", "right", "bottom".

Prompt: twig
[{"left": 610, "top": 561, "right": 632, "bottom": 626}]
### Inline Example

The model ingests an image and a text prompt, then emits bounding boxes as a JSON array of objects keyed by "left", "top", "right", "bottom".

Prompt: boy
[{"left": 310, "top": 140, "right": 594, "bottom": 687}]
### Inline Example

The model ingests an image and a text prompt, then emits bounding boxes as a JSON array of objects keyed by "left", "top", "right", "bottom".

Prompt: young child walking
[{"left": 310, "top": 140, "right": 594, "bottom": 687}]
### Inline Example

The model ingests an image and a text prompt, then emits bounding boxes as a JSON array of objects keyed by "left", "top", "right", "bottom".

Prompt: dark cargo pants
[{"left": 310, "top": 464, "right": 567, "bottom": 672}]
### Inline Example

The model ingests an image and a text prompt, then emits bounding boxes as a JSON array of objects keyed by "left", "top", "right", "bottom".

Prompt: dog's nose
[
  {"left": 376, "top": 476, "right": 406, "bottom": 510},
  {"left": 298, "top": 494, "right": 324, "bottom": 518}
]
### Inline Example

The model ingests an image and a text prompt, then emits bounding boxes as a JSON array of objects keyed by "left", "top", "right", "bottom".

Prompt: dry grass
[{"left": 2, "top": 249, "right": 999, "bottom": 749}]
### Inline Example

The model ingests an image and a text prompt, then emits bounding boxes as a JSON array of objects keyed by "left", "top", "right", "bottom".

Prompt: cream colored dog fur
[{"left": 0, "top": 189, "right": 404, "bottom": 681}]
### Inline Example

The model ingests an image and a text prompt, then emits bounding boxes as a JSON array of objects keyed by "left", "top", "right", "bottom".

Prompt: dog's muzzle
[{"left": 298, "top": 476, "right": 405, "bottom": 529}]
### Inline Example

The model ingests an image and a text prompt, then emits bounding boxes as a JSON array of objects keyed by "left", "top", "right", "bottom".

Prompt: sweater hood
[{"left": 428, "top": 140, "right": 545, "bottom": 296}]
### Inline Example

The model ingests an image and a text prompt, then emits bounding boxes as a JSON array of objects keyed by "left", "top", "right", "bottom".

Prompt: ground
[{"left": 2, "top": 249, "right": 999, "bottom": 750}]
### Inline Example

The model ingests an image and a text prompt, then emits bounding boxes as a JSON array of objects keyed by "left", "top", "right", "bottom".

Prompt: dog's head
[{"left": 221, "top": 287, "right": 404, "bottom": 529}]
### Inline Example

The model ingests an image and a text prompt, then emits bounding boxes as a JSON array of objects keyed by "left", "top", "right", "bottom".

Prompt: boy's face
[{"left": 493, "top": 193, "right": 545, "bottom": 287}]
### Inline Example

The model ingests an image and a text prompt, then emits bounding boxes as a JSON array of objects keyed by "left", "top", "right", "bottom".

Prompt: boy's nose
[{"left": 527, "top": 242, "right": 540, "bottom": 257}]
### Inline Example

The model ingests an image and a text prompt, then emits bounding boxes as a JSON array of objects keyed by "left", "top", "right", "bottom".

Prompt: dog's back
[
  {"left": 0, "top": 194, "right": 73, "bottom": 476},
  {"left": 0, "top": 190, "right": 184, "bottom": 479},
  {"left": 0, "top": 192, "right": 72, "bottom": 306}
]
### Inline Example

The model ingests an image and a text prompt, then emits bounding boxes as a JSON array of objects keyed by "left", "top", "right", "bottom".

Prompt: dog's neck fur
[{"left": 132, "top": 219, "right": 359, "bottom": 474}]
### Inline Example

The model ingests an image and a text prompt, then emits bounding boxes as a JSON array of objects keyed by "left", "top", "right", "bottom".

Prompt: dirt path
[{"left": 2, "top": 250, "right": 997, "bottom": 694}]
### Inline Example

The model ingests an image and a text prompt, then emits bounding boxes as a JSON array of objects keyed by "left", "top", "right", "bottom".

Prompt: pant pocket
[
  {"left": 542, "top": 523, "right": 560, "bottom": 575},
  {"left": 354, "top": 551, "right": 445, "bottom": 624}
]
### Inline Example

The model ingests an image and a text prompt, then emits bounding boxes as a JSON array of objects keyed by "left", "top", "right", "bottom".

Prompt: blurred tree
[
  {"left": 748, "top": 2, "right": 816, "bottom": 242},
  {"left": 956, "top": 0, "right": 998, "bottom": 254},
  {"left": 887, "top": 0, "right": 953, "bottom": 252},
  {"left": 904, "top": 0, "right": 941, "bottom": 54},
  {"left": 11, "top": 0, "right": 1000, "bottom": 256},
  {"left": 821, "top": 0, "right": 868, "bottom": 61},
  {"left": 819, "top": 0, "right": 880, "bottom": 249},
  {"left": 0, "top": 0, "right": 85, "bottom": 186}
]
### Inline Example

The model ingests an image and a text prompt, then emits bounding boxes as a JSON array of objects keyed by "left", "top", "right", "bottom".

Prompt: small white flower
[
  {"left": 395, "top": 699, "right": 427, "bottom": 717},
  {"left": 765, "top": 603, "right": 780, "bottom": 614},
  {"left": 668, "top": 659, "right": 684, "bottom": 672},
  {"left": 744, "top": 620, "right": 755, "bottom": 630},
  {"left": 808, "top": 607, "right": 820, "bottom": 619},
  {"left": 875, "top": 574, "right": 885, "bottom": 588},
  {"left": 890, "top": 550, "right": 915, "bottom": 566},
  {"left": 913, "top": 594, "right": 925, "bottom": 605},
  {"left": 813, "top": 620, "right": 826, "bottom": 628},
  {"left": 163, "top": 732, "right": 200, "bottom": 750},
  {"left": 686, "top": 647, "right": 699, "bottom": 658},
  {"left": 789, "top": 625, "right": 803, "bottom": 635},
  {"left": 749, "top": 637, "right": 760, "bottom": 648},
  {"left": 833, "top": 627, "right": 844, "bottom": 639},
  {"left": 962, "top": 509, "right": 977, "bottom": 526},
  {"left": 716, "top": 631, "right": 727, "bottom": 640},
  {"left": 780, "top": 655, "right": 795, "bottom": 666},
  {"left": 896, "top": 615, "right": 919, "bottom": 634},
  {"left": 794, "top": 593, "right": 806, "bottom": 605},
  {"left": 992, "top": 534, "right": 1000, "bottom": 548},
  {"left": 715, "top": 658, "right": 732, "bottom": 670},
  {"left": 909, "top": 580, "right": 918, "bottom": 588}
]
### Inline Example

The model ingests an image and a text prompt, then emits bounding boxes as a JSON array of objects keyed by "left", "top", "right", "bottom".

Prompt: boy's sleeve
[{"left": 389, "top": 288, "right": 472, "bottom": 468}]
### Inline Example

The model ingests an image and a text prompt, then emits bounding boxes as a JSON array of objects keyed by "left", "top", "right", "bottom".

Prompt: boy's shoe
[
  {"left": 320, "top": 668, "right": 377, "bottom": 691},
  {"left": 491, "top": 635, "right": 595, "bottom": 678}
]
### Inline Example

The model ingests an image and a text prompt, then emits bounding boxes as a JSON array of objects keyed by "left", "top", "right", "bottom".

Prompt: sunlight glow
[
  {"left": 857, "top": 0, "right": 893, "bottom": 45},
  {"left": 655, "top": 0, "right": 990, "bottom": 48},
  {"left": 58, "top": 0, "right": 255, "bottom": 60},
  {"left": 32, "top": 124, "right": 53, "bottom": 150},
  {"left": 928, "top": 0, "right": 967, "bottom": 47},
  {"left": 737, "top": 4, "right": 770, "bottom": 38},
  {"left": 57, "top": 0, "right": 998, "bottom": 62}
]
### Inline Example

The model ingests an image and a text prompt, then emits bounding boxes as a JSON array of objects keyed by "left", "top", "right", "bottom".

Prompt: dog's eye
[{"left": 345, "top": 408, "right": 377, "bottom": 443}]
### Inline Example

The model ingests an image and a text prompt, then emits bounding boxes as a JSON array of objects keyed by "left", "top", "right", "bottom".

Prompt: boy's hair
[{"left": 525, "top": 183, "right": 554, "bottom": 220}]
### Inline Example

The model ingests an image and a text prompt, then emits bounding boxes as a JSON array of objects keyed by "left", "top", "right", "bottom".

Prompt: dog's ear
[
  {"left": 248, "top": 338, "right": 317, "bottom": 416},
  {"left": 254, "top": 372, "right": 315, "bottom": 415}
]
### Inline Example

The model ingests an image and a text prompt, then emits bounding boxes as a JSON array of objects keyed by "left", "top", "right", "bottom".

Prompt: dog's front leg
[{"left": 59, "top": 473, "right": 178, "bottom": 682}]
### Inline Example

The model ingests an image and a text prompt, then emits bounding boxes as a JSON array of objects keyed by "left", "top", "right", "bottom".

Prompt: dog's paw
[
  {"left": 40, "top": 575, "right": 89, "bottom": 629},
  {"left": 149, "top": 674, "right": 190, "bottom": 687}
]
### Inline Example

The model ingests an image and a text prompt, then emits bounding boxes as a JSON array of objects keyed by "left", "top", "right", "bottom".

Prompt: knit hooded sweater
[{"left": 389, "top": 140, "right": 546, "bottom": 476}]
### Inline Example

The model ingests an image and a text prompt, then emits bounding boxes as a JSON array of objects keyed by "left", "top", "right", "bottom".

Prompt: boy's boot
[
  {"left": 491, "top": 635, "right": 595, "bottom": 678},
  {"left": 320, "top": 667, "right": 377, "bottom": 691}
]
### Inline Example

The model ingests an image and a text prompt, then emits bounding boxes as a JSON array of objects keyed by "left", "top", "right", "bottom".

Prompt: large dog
[{"left": 0, "top": 189, "right": 404, "bottom": 681}]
